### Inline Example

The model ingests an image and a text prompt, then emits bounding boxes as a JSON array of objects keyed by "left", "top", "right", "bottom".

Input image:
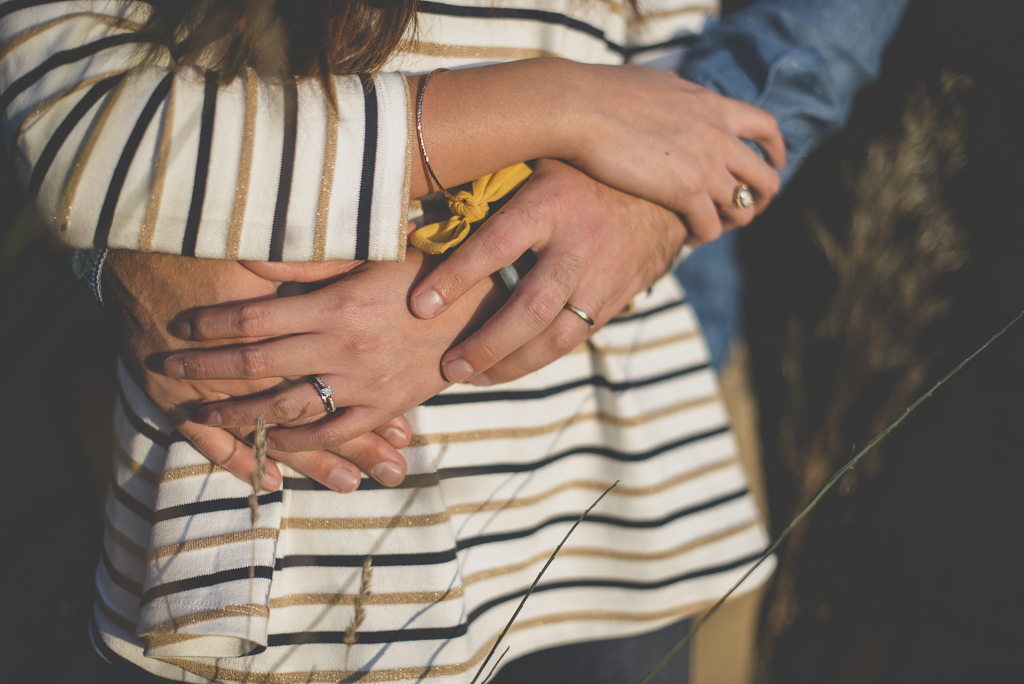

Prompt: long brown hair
[
  {"left": 146, "top": 1, "right": 643, "bottom": 84},
  {"left": 145, "top": 0, "right": 420, "bottom": 82}
]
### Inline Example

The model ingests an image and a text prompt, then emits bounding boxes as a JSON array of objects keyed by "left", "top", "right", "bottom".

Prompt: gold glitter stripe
[
  {"left": 311, "top": 76, "right": 338, "bottom": 261},
  {"left": 464, "top": 519, "right": 760, "bottom": 585},
  {"left": 114, "top": 441, "right": 159, "bottom": 485},
  {"left": 225, "top": 67, "right": 257, "bottom": 259},
  {"left": 269, "top": 586, "right": 463, "bottom": 609},
  {"left": 143, "top": 604, "right": 270, "bottom": 637},
  {"left": 15, "top": 70, "right": 128, "bottom": 142},
  {"left": 138, "top": 76, "right": 175, "bottom": 250},
  {"left": 409, "top": 394, "right": 718, "bottom": 446},
  {"left": 398, "top": 71, "right": 413, "bottom": 261},
  {"left": 96, "top": 592, "right": 138, "bottom": 635},
  {"left": 159, "top": 462, "right": 226, "bottom": 483},
  {"left": 158, "top": 600, "right": 714, "bottom": 682},
  {"left": 0, "top": 13, "right": 141, "bottom": 61},
  {"left": 397, "top": 39, "right": 558, "bottom": 60},
  {"left": 448, "top": 458, "right": 737, "bottom": 515},
  {"left": 53, "top": 71, "right": 132, "bottom": 232},
  {"left": 632, "top": 5, "right": 718, "bottom": 25},
  {"left": 588, "top": 329, "right": 699, "bottom": 356},
  {"left": 280, "top": 511, "right": 450, "bottom": 530},
  {"left": 146, "top": 528, "right": 280, "bottom": 563},
  {"left": 103, "top": 507, "right": 147, "bottom": 559}
]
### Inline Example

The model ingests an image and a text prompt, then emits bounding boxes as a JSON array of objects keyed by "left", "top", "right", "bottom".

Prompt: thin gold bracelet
[{"left": 416, "top": 68, "right": 457, "bottom": 201}]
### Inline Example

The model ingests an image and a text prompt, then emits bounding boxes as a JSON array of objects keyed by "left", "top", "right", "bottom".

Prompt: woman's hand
[
  {"left": 106, "top": 251, "right": 414, "bottom": 492},
  {"left": 411, "top": 59, "right": 785, "bottom": 243},
  {"left": 162, "top": 250, "right": 504, "bottom": 456},
  {"left": 410, "top": 158, "right": 691, "bottom": 385}
]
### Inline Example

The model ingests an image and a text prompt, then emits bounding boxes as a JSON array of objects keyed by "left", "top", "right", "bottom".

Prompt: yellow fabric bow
[{"left": 411, "top": 162, "right": 533, "bottom": 255}]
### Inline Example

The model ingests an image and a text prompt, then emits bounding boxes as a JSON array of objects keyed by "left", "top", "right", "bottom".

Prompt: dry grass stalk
[
  {"left": 470, "top": 481, "right": 618, "bottom": 684},
  {"left": 757, "top": 72, "right": 975, "bottom": 679},
  {"left": 344, "top": 555, "right": 374, "bottom": 668},
  {"left": 640, "top": 311, "right": 1020, "bottom": 684},
  {"left": 249, "top": 414, "right": 268, "bottom": 524}
]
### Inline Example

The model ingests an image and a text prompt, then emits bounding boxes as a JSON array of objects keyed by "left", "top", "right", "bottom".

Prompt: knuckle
[
  {"left": 549, "top": 324, "right": 585, "bottom": 356},
  {"left": 313, "top": 420, "right": 347, "bottom": 448},
  {"left": 522, "top": 288, "right": 563, "bottom": 328},
  {"left": 343, "top": 330, "right": 375, "bottom": 358},
  {"left": 238, "top": 346, "right": 271, "bottom": 378},
  {"left": 478, "top": 223, "right": 520, "bottom": 264},
  {"left": 234, "top": 303, "right": 269, "bottom": 337},
  {"left": 270, "top": 392, "right": 307, "bottom": 423}
]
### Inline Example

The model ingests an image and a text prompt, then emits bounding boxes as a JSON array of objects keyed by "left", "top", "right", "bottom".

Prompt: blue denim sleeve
[
  {"left": 679, "top": 0, "right": 909, "bottom": 186},
  {"left": 674, "top": 0, "right": 908, "bottom": 372}
]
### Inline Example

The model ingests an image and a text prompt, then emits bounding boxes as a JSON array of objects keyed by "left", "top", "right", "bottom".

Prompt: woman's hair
[
  {"left": 146, "top": 0, "right": 642, "bottom": 83},
  {"left": 145, "top": 0, "right": 420, "bottom": 82}
]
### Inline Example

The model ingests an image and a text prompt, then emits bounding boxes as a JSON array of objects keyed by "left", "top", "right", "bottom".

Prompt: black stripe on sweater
[
  {"left": 455, "top": 488, "right": 749, "bottom": 552},
  {"left": 268, "top": 75, "right": 298, "bottom": 261},
  {"left": 354, "top": 75, "right": 378, "bottom": 260},
  {"left": 152, "top": 489, "right": 283, "bottom": 523},
  {"left": 436, "top": 425, "right": 731, "bottom": 480},
  {"left": 0, "top": 0, "right": 83, "bottom": 21},
  {"left": 141, "top": 565, "right": 274, "bottom": 604},
  {"left": 181, "top": 69, "right": 218, "bottom": 256},
  {"left": 265, "top": 551, "right": 762, "bottom": 646},
  {"left": 267, "top": 486, "right": 745, "bottom": 572},
  {"left": 424, "top": 361, "right": 709, "bottom": 406},
  {"left": 94, "top": 72, "right": 173, "bottom": 248},
  {"left": 0, "top": 32, "right": 150, "bottom": 115},
  {"left": 417, "top": 1, "right": 623, "bottom": 54},
  {"left": 116, "top": 383, "right": 182, "bottom": 448},
  {"left": 25, "top": 73, "right": 124, "bottom": 198}
]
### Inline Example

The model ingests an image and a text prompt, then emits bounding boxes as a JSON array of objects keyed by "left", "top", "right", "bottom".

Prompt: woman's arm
[{"left": 2, "top": 0, "right": 783, "bottom": 260}]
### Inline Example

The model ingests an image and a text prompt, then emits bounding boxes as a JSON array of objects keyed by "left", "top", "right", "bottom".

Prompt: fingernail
[
  {"left": 413, "top": 289, "right": 444, "bottom": 318},
  {"left": 469, "top": 372, "right": 492, "bottom": 386},
  {"left": 172, "top": 320, "right": 192, "bottom": 339},
  {"left": 164, "top": 357, "right": 185, "bottom": 377},
  {"left": 443, "top": 358, "right": 474, "bottom": 383},
  {"left": 382, "top": 427, "right": 408, "bottom": 447},
  {"left": 198, "top": 407, "right": 221, "bottom": 426},
  {"left": 259, "top": 470, "right": 280, "bottom": 492},
  {"left": 372, "top": 462, "right": 405, "bottom": 487},
  {"left": 328, "top": 468, "right": 360, "bottom": 493}
]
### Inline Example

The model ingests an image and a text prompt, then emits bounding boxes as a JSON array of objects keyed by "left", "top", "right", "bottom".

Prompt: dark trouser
[{"left": 489, "top": 618, "right": 691, "bottom": 684}]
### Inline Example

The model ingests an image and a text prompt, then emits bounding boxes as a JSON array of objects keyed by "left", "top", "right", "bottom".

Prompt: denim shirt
[
  {"left": 680, "top": 0, "right": 909, "bottom": 187},
  {"left": 675, "top": 0, "right": 909, "bottom": 370}
]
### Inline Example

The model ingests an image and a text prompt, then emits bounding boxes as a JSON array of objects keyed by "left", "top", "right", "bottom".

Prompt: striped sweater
[{"left": 1, "top": 1, "right": 773, "bottom": 681}]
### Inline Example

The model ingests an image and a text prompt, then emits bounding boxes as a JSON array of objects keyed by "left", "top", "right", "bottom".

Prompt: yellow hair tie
[{"left": 411, "top": 162, "right": 533, "bottom": 255}]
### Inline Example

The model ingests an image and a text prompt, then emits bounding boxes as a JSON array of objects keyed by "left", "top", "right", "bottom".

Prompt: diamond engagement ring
[
  {"left": 310, "top": 375, "right": 337, "bottom": 414},
  {"left": 732, "top": 183, "right": 754, "bottom": 209}
]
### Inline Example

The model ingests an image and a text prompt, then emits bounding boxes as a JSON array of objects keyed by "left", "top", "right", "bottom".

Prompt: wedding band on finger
[
  {"left": 309, "top": 374, "right": 337, "bottom": 414},
  {"left": 733, "top": 183, "right": 754, "bottom": 209},
  {"left": 564, "top": 303, "right": 595, "bottom": 327}
]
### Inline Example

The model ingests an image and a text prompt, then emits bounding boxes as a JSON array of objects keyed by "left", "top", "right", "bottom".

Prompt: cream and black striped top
[{"left": 2, "top": 2, "right": 773, "bottom": 682}]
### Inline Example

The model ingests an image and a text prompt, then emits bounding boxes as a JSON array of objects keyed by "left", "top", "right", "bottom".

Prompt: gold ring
[
  {"left": 310, "top": 375, "right": 336, "bottom": 413},
  {"left": 733, "top": 183, "right": 754, "bottom": 209},
  {"left": 564, "top": 303, "right": 595, "bottom": 326}
]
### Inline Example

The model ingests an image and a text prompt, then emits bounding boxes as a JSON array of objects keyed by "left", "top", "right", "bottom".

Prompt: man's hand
[
  {"left": 409, "top": 158, "right": 693, "bottom": 386},
  {"left": 105, "top": 251, "right": 413, "bottom": 492}
]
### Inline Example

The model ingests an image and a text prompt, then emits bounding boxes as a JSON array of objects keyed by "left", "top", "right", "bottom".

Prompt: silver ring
[
  {"left": 732, "top": 183, "right": 754, "bottom": 209},
  {"left": 564, "top": 303, "right": 595, "bottom": 326},
  {"left": 309, "top": 375, "right": 336, "bottom": 414}
]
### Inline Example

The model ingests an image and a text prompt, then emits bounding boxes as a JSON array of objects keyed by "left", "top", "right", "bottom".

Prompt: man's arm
[{"left": 679, "top": 0, "right": 910, "bottom": 185}]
